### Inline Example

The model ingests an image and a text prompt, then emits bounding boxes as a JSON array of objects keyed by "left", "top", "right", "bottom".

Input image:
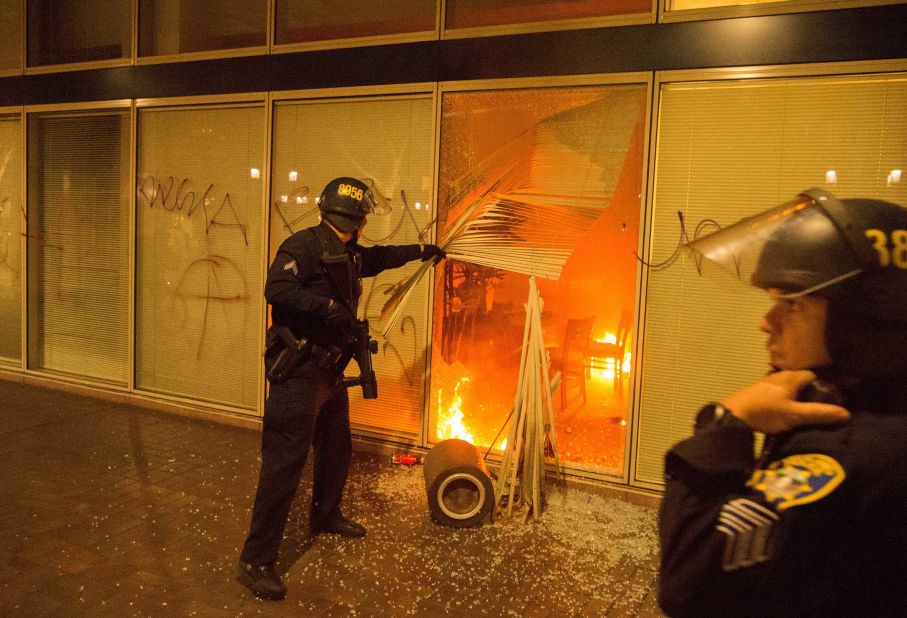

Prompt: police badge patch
[{"left": 748, "top": 453, "right": 846, "bottom": 512}]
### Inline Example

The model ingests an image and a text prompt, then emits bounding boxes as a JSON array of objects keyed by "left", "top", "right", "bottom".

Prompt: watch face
[{"left": 694, "top": 404, "right": 724, "bottom": 431}]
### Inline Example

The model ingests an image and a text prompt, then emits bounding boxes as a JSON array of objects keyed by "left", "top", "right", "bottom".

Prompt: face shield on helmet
[
  {"left": 684, "top": 189, "right": 874, "bottom": 298},
  {"left": 682, "top": 188, "right": 907, "bottom": 323},
  {"left": 318, "top": 177, "right": 392, "bottom": 233}
]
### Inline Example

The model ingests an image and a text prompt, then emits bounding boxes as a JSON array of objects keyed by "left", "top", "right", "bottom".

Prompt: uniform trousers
[{"left": 240, "top": 364, "right": 351, "bottom": 566}]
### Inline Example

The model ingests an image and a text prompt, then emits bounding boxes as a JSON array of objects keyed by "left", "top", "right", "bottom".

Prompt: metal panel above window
[
  {"left": 27, "top": 0, "right": 131, "bottom": 68},
  {"left": 138, "top": 0, "right": 268, "bottom": 58},
  {"left": 274, "top": 0, "right": 437, "bottom": 48}
]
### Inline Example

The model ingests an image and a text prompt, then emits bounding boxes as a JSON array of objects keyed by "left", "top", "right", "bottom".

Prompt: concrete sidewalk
[{"left": 0, "top": 378, "right": 663, "bottom": 617}]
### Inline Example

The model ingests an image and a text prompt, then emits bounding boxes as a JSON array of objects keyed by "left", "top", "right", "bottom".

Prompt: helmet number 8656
[
  {"left": 338, "top": 183, "right": 364, "bottom": 201},
  {"left": 865, "top": 228, "right": 907, "bottom": 269}
]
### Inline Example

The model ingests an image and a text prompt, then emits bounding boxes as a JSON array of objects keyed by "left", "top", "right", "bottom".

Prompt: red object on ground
[{"left": 392, "top": 453, "right": 423, "bottom": 465}]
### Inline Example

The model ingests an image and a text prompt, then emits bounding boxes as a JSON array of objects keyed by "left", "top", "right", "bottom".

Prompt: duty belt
[
  {"left": 266, "top": 325, "right": 344, "bottom": 383},
  {"left": 308, "top": 343, "right": 344, "bottom": 372}
]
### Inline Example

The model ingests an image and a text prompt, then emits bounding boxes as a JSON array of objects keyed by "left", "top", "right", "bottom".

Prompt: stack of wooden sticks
[{"left": 493, "top": 276, "right": 561, "bottom": 520}]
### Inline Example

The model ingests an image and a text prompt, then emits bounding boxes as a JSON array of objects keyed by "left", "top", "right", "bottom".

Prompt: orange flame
[{"left": 436, "top": 377, "right": 475, "bottom": 443}]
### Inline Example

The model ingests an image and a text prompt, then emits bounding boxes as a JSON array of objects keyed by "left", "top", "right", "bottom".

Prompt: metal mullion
[
  {"left": 19, "top": 106, "right": 26, "bottom": 370},
  {"left": 259, "top": 91, "right": 275, "bottom": 419},
  {"left": 419, "top": 81, "right": 443, "bottom": 449},
  {"left": 127, "top": 100, "right": 136, "bottom": 392}
]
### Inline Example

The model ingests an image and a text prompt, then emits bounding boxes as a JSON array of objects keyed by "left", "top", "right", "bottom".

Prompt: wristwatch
[{"left": 694, "top": 403, "right": 748, "bottom": 431}]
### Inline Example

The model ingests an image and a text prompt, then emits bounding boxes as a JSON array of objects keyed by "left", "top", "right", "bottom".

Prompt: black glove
[
  {"left": 325, "top": 301, "right": 356, "bottom": 334},
  {"left": 421, "top": 244, "right": 446, "bottom": 261}
]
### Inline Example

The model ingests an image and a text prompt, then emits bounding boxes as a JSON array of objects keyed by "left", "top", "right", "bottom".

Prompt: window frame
[
  {"left": 269, "top": 82, "right": 439, "bottom": 443},
  {"left": 0, "top": 107, "right": 25, "bottom": 367},
  {"left": 133, "top": 91, "right": 270, "bottom": 414},
  {"left": 270, "top": 0, "right": 441, "bottom": 54},
  {"left": 24, "top": 0, "right": 135, "bottom": 75},
  {"left": 135, "top": 0, "right": 271, "bottom": 65},
  {"left": 633, "top": 58, "right": 907, "bottom": 490},
  {"left": 434, "top": 72, "right": 653, "bottom": 485}
]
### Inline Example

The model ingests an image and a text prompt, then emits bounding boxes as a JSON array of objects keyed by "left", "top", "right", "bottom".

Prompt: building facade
[{"left": 1, "top": 0, "right": 905, "bottom": 493}]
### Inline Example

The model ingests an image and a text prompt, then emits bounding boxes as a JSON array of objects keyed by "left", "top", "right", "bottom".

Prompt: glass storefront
[
  {"left": 430, "top": 84, "right": 648, "bottom": 474},
  {"left": 26, "top": 110, "right": 130, "bottom": 383},
  {"left": 135, "top": 103, "right": 265, "bottom": 407},
  {"left": 270, "top": 94, "right": 435, "bottom": 438}
]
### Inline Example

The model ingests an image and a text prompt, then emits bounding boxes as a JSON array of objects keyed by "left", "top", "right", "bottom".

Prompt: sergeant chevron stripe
[{"left": 716, "top": 498, "right": 780, "bottom": 571}]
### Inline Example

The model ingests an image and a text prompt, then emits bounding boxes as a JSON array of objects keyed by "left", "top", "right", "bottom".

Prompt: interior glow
[
  {"left": 825, "top": 170, "right": 837, "bottom": 184},
  {"left": 588, "top": 331, "right": 633, "bottom": 381},
  {"left": 289, "top": 171, "right": 298, "bottom": 181},
  {"left": 250, "top": 168, "right": 260, "bottom": 179}
]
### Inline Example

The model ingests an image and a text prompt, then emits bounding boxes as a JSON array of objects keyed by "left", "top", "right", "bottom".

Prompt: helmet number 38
[
  {"left": 337, "top": 183, "right": 364, "bottom": 202},
  {"left": 865, "top": 228, "right": 907, "bottom": 269}
]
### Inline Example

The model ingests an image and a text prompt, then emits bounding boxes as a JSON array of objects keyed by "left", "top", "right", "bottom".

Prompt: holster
[{"left": 265, "top": 326, "right": 310, "bottom": 384}]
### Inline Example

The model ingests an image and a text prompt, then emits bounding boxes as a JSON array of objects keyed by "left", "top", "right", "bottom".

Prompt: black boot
[
  {"left": 310, "top": 513, "right": 366, "bottom": 538},
  {"left": 237, "top": 560, "right": 287, "bottom": 600}
]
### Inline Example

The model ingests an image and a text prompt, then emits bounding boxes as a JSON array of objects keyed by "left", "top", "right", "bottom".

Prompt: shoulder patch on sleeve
[
  {"left": 282, "top": 259, "right": 298, "bottom": 276},
  {"left": 748, "top": 453, "right": 845, "bottom": 512}
]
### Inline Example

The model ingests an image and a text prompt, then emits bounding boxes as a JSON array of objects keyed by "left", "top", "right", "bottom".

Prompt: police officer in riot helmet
[
  {"left": 238, "top": 177, "right": 445, "bottom": 601},
  {"left": 658, "top": 189, "right": 907, "bottom": 616}
]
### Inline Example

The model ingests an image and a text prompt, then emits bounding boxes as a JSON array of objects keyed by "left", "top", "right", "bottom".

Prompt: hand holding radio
[{"left": 721, "top": 370, "right": 850, "bottom": 434}]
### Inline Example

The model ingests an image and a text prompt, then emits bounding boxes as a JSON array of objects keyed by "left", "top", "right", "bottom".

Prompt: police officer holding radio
[
  {"left": 238, "top": 177, "right": 445, "bottom": 600},
  {"left": 658, "top": 189, "right": 907, "bottom": 616}
]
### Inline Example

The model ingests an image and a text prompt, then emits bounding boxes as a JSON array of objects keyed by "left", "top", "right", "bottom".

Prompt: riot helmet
[
  {"left": 684, "top": 188, "right": 907, "bottom": 323},
  {"left": 318, "top": 177, "right": 392, "bottom": 233}
]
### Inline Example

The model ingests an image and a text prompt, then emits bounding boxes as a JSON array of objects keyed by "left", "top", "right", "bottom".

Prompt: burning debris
[{"left": 436, "top": 376, "right": 475, "bottom": 444}]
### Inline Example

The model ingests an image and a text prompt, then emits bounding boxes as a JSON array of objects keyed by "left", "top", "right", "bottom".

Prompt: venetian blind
[
  {"left": 0, "top": 116, "right": 21, "bottom": 363},
  {"left": 271, "top": 96, "right": 435, "bottom": 439},
  {"left": 136, "top": 104, "right": 264, "bottom": 409},
  {"left": 27, "top": 112, "right": 130, "bottom": 384},
  {"left": 636, "top": 73, "right": 907, "bottom": 486}
]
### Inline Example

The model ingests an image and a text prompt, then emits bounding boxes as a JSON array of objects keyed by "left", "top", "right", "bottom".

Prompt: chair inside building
[
  {"left": 550, "top": 316, "right": 595, "bottom": 410},
  {"left": 587, "top": 308, "right": 632, "bottom": 393}
]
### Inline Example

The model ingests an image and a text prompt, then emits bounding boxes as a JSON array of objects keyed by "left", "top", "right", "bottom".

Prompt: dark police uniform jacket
[
  {"left": 658, "top": 378, "right": 907, "bottom": 617},
  {"left": 265, "top": 222, "right": 422, "bottom": 358}
]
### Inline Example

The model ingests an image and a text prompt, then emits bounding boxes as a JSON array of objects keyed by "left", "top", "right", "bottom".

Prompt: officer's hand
[
  {"left": 325, "top": 300, "right": 356, "bottom": 333},
  {"left": 722, "top": 370, "right": 850, "bottom": 434},
  {"left": 421, "top": 244, "right": 446, "bottom": 262}
]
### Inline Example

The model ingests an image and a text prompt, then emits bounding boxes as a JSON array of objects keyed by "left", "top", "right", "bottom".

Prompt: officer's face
[{"left": 759, "top": 289, "right": 832, "bottom": 370}]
